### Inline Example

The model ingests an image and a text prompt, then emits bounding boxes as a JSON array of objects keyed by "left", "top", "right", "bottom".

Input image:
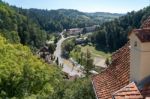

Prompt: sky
[{"left": 2, "top": 0, "right": 150, "bottom": 13}]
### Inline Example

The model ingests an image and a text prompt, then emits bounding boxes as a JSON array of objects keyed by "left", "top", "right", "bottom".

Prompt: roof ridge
[
  {"left": 141, "top": 16, "right": 150, "bottom": 29},
  {"left": 92, "top": 41, "right": 130, "bottom": 78}
]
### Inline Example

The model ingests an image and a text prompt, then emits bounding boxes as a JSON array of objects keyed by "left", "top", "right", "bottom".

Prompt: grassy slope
[{"left": 80, "top": 45, "right": 111, "bottom": 58}]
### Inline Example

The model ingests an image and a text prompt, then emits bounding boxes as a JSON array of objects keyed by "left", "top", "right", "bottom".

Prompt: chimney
[{"left": 129, "top": 29, "right": 150, "bottom": 83}]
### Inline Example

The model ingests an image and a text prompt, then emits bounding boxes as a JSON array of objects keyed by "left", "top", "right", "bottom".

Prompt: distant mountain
[
  {"left": 56, "top": 9, "right": 123, "bottom": 25},
  {"left": 0, "top": 0, "right": 122, "bottom": 50},
  {"left": 19, "top": 8, "right": 122, "bottom": 30},
  {"left": 86, "top": 12, "right": 123, "bottom": 17}
]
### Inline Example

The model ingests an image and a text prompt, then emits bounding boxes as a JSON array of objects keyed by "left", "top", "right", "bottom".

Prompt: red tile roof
[
  {"left": 132, "top": 29, "right": 150, "bottom": 42},
  {"left": 129, "top": 16, "right": 150, "bottom": 42},
  {"left": 112, "top": 82, "right": 143, "bottom": 99},
  {"left": 92, "top": 16, "right": 150, "bottom": 99},
  {"left": 141, "top": 16, "right": 150, "bottom": 29},
  {"left": 92, "top": 43, "right": 130, "bottom": 99}
]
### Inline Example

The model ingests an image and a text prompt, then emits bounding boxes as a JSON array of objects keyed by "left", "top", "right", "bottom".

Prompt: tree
[
  {"left": 92, "top": 7, "right": 150, "bottom": 52},
  {"left": 56, "top": 57, "right": 59, "bottom": 65},
  {"left": 80, "top": 52, "right": 84, "bottom": 65},
  {"left": 84, "top": 49, "right": 94, "bottom": 75},
  {"left": 105, "top": 58, "right": 110, "bottom": 67},
  {"left": 48, "top": 43, "right": 56, "bottom": 60},
  {"left": 61, "top": 38, "right": 75, "bottom": 58},
  {"left": 0, "top": 36, "right": 63, "bottom": 98},
  {"left": 62, "top": 78, "right": 96, "bottom": 99},
  {"left": 82, "top": 27, "right": 87, "bottom": 34}
]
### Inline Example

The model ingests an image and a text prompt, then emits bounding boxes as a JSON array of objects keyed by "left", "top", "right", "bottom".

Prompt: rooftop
[
  {"left": 92, "top": 16, "right": 150, "bottom": 99},
  {"left": 92, "top": 43, "right": 130, "bottom": 99},
  {"left": 141, "top": 16, "right": 150, "bottom": 29},
  {"left": 112, "top": 82, "right": 143, "bottom": 99}
]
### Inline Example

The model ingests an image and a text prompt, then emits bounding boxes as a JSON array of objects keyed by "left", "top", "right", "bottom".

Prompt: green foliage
[
  {"left": 56, "top": 57, "right": 59, "bottom": 66},
  {"left": 0, "top": 30, "right": 20, "bottom": 43},
  {"left": 0, "top": 1, "right": 121, "bottom": 51},
  {"left": 0, "top": 2, "right": 48, "bottom": 50},
  {"left": 48, "top": 43, "right": 56, "bottom": 60},
  {"left": 61, "top": 38, "right": 76, "bottom": 58},
  {"left": 84, "top": 50, "right": 94, "bottom": 75},
  {"left": 92, "top": 6, "right": 150, "bottom": 52},
  {"left": 0, "top": 36, "right": 63, "bottom": 98},
  {"left": 70, "top": 46, "right": 94, "bottom": 75},
  {"left": 20, "top": 9, "right": 121, "bottom": 32},
  {"left": 0, "top": 34, "right": 96, "bottom": 99},
  {"left": 105, "top": 58, "right": 110, "bottom": 66},
  {"left": 62, "top": 78, "right": 95, "bottom": 99},
  {"left": 70, "top": 46, "right": 82, "bottom": 63}
]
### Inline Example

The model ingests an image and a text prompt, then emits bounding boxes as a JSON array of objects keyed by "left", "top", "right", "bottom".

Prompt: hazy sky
[{"left": 2, "top": 0, "right": 150, "bottom": 13}]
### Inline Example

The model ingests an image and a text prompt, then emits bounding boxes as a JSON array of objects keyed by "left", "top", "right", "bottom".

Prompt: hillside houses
[
  {"left": 92, "top": 17, "right": 150, "bottom": 99},
  {"left": 67, "top": 28, "right": 83, "bottom": 35},
  {"left": 67, "top": 25, "right": 99, "bottom": 36},
  {"left": 37, "top": 46, "right": 52, "bottom": 64}
]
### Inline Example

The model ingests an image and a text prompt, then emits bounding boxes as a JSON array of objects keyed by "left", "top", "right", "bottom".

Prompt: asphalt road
[{"left": 54, "top": 32, "right": 83, "bottom": 77}]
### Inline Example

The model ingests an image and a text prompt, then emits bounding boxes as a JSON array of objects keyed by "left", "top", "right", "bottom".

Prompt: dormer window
[{"left": 134, "top": 41, "right": 137, "bottom": 47}]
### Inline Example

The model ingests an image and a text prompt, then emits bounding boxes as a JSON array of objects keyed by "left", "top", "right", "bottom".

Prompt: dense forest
[
  {"left": 92, "top": 6, "right": 150, "bottom": 52},
  {"left": 0, "top": 0, "right": 121, "bottom": 51},
  {"left": 0, "top": 1, "right": 47, "bottom": 51},
  {"left": 0, "top": 1, "right": 96, "bottom": 98},
  {"left": 17, "top": 8, "right": 122, "bottom": 32},
  {"left": 0, "top": 35, "right": 95, "bottom": 99},
  {"left": 1, "top": 0, "right": 150, "bottom": 98}
]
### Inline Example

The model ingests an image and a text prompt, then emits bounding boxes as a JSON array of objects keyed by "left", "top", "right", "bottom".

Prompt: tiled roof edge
[
  {"left": 91, "top": 80, "right": 99, "bottom": 99},
  {"left": 92, "top": 41, "right": 130, "bottom": 79}
]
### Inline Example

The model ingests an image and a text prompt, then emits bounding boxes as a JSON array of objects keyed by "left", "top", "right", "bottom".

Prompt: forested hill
[
  {"left": 0, "top": 1, "right": 96, "bottom": 98},
  {"left": 0, "top": 0, "right": 121, "bottom": 51},
  {"left": 15, "top": 8, "right": 122, "bottom": 32},
  {"left": 92, "top": 6, "right": 150, "bottom": 52}
]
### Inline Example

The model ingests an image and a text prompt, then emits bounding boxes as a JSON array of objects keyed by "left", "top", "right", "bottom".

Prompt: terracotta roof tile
[
  {"left": 141, "top": 16, "right": 150, "bottom": 29},
  {"left": 113, "top": 82, "right": 143, "bottom": 99},
  {"left": 133, "top": 29, "right": 150, "bottom": 42},
  {"left": 92, "top": 16, "right": 150, "bottom": 99},
  {"left": 92, "top": 43, "right": 130, "bottom": 99},
  {"left": 129, "top": 16, "right": 150, "bottom": 42}
]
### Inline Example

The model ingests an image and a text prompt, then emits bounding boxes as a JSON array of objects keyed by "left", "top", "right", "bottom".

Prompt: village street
[{"left": 54, "top": 32, "right": 83, "bottom": 77}]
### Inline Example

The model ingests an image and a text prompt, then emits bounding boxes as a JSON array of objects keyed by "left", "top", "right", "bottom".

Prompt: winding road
[{"left": 54, "top": 32, "right": 83, "bottom": 77}]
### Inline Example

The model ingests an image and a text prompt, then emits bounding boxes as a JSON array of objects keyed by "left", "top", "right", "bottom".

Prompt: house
[
  {"left": 75, "top": 37, "right": 87, "bottom": 44},
  {"left": 37, "top": 46, "right": 52, "bottom": 63},
  {"left": 67, "top": 28, "right": 83, "bottom": 35},
  {"left": 92, "top": 17, "right": 150, "bottom": 99}
]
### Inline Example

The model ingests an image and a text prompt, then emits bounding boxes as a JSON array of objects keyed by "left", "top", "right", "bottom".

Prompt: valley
[{"left": 0, "top": 0, "right": 150, "bottom": 99}]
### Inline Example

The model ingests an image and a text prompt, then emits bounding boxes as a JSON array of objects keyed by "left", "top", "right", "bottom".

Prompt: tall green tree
[
  {"left": 84, "top": 49, "right": 94, "bottom": 75},
  {"left": 0, "top": 36, "right": 63, "bottom": 98}
]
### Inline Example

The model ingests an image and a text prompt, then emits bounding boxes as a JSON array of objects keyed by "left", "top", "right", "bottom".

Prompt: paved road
[{"left": 54, "top": 32, "right": 83, "bottom": 77}]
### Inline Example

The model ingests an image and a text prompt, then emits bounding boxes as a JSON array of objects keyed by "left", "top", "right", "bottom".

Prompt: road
[{"left": 54, "top": 32, "right": 83, "bottom": 77}]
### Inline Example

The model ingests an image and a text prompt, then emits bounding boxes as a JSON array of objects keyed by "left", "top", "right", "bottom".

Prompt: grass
[{"left": 80, "top": 45, "right": 111, "bottom": 58}]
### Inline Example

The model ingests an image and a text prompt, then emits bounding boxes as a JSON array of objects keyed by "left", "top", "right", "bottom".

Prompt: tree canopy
[
  {"left": 0, "top": 1, "right": 121, "bottom": 51},
  {"left": 0, "top": 35, "right": 63, "bottom": 98},
  {"left": 92, "top": 6, "right": 150, "bottom": 52}
]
